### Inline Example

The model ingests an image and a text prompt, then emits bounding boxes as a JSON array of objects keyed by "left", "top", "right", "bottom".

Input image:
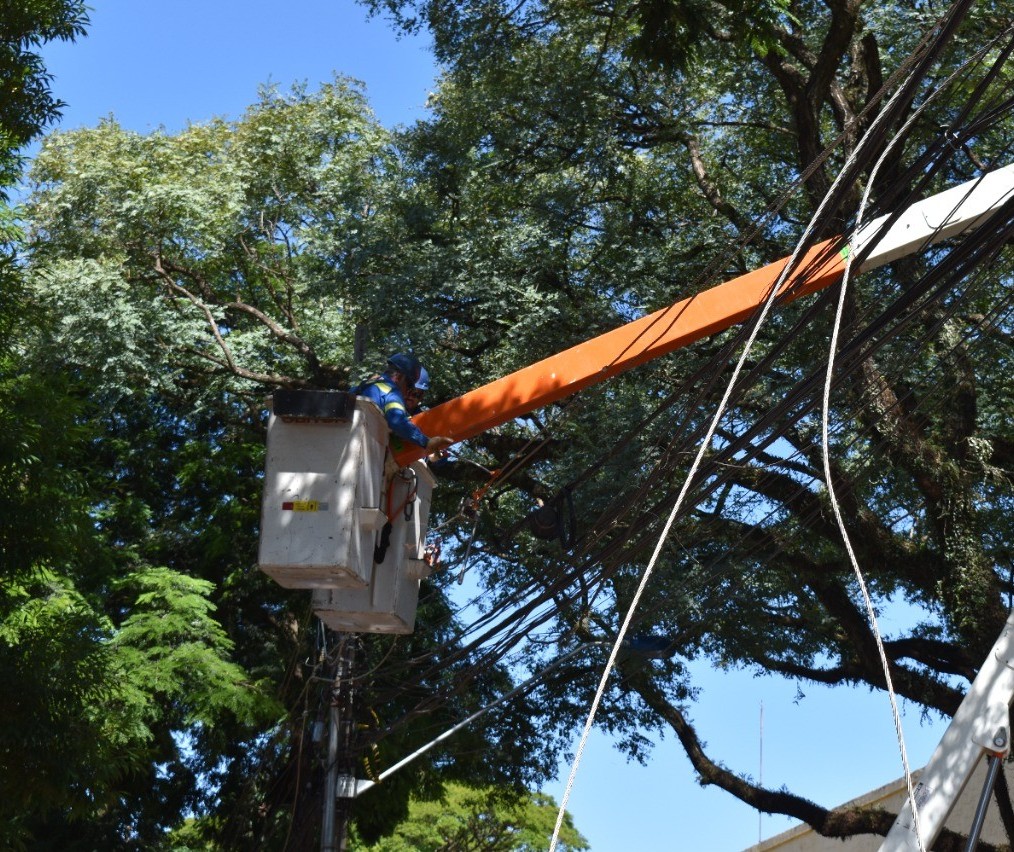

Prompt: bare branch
[
  {"left": 181, "top": 344, "right": 300, "bottom": 387},
  {"left": 153, "top": 251, "right": 329, "bottom": 383}
]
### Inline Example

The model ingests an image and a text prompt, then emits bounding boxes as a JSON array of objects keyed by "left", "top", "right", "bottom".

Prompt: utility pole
[{"left": 321, "top": 634, "right": 356, "bottom": 852}]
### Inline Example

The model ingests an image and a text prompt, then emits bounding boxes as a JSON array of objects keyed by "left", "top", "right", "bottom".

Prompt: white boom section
[
  {"left": 857, "top": 162, "right": 1014, "bottom": 271},
  {"left": 880, "top": 611, "right": 1014, "bottom": 851}
]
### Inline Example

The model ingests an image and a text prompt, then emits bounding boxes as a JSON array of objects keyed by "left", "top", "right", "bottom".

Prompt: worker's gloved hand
[
  {"left": 425, "top": 436, "right": 454, "bottom": 453},
  {"left": 426, "top": 448, "right": 453, "bottom": 468}
]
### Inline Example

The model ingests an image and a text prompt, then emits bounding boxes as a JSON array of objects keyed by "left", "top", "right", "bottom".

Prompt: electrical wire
[
  {"left": 309, "top": 19, "right": 1014, "bottom": 836},
  {"left": 549, "top": 13, "right": 1003, "bottom": 844},
  {"left": 371, "top": 21, "right": 1014, "bottom": 705}
]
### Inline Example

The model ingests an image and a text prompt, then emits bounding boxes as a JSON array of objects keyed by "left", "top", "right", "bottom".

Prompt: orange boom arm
[
  {"left": 396, "top": 237, "right": 846, "bottom": 466},
  {"left": 396, "top": 161, "right": 1014, "bottom": 466}
]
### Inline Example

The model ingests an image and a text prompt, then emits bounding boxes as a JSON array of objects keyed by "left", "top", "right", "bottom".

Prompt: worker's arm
[
  {"left": 357, "top": 380, "right": 438, "bottom": 449},
  {"left": 379, "top": 394, "right": 453, "bottom": 452},
  {"left": 384, "top": 403, "right": 431, "bottom": 449}
]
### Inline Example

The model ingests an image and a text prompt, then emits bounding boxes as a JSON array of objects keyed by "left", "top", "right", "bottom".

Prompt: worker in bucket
[{"left": 354, "top": 353, "right": 452, "bottom": 455}]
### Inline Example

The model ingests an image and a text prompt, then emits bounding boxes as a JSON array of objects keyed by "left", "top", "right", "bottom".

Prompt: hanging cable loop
[{"left": 374, "top": 467, "right": 420, "bottom": 564}]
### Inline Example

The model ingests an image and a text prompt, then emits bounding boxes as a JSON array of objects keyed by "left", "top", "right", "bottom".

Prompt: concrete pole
[{"left": 321, "top": 637, "right": 354, "bottom": 852}]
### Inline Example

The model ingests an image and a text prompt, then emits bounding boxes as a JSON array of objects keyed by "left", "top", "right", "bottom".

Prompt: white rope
[
  {"left": 547, "top": 58, "right": 947, "bottom": 852},
  {"left": 821, "top": 188, "right": 925, "bottom": 852},
  {"left": 816, "top": 71, "right": 964, "bottom": 849},
  {"left": 547, "top": 256, "right": 794, "bottom": 849},
  {"left": 550, "top": 166, "right": 868, "bottom": 852}
]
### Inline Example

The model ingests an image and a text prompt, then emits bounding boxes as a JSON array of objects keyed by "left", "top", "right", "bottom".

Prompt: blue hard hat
[
  {"left": 387, "top": 352, "right": 421, "bottom": 383},
  {"left": 415, "top": 366, "right": 429, "bottom": 391}
]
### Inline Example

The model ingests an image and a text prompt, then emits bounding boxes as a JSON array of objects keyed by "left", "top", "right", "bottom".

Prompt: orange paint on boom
[{"left": 396, "top": 236, "right": 847, "bottom": 466}]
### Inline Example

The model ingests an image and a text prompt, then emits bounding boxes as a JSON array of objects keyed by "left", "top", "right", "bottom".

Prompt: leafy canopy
[{"left": 350, "top": 783, "right": 588, "bottom": 852}]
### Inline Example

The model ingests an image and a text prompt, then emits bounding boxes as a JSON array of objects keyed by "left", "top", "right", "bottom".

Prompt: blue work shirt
[{"left": 353, "top": 373, "right": 429, "bottom": 448}]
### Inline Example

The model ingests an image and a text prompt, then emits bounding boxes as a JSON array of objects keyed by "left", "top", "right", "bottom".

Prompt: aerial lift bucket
[
  {"left": 258, "top": 388, "right": 439, "bottom": 633},
  {"left": 258, "top": 392, "right": 388, "bottom": 589}
]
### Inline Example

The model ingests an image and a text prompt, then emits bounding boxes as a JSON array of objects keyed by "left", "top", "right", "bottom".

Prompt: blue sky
[
  {"left": 34, "top": 3, "right": 951, "bottom": 849},
  {"left": 40, "top": 0, "right": 437, "bottom": 133}
]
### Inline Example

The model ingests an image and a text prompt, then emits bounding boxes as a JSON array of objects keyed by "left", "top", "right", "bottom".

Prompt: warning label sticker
[{"left": 281, "top": 501, "right": 329, "bottom": 512}]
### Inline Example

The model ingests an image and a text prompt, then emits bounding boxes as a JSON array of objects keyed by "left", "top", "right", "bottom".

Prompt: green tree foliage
[
  {"left": 28, "top": 79, "right": 437, "bottom": 388},
  {"left": 0, "top": 0, "right": 90, "bottom": 514},
  {"left": 357, "top": 0, "right": 1014, "bottom": 843},
  {"left": 22, "top": 80, "right": 561, "bottom": 847},
  {"left": 0, "top": 7, "right": 286, "bottom": 847},
  {"left": 0, "top": 0, "right": 87, "bottom": 350},
  {"left": 0, "top": 0, "right": 87, "bottom": 187},
  {"left": 351, "top": 783, "right": 588, "bottom": 851},
  {"left": 21, "top": 0, "right": 1014, "bottom": 847},
  {"left": 0, "top": 565, "right": 273, "bottom": 848},
  {"left": 1, "top": 259, "right": 283, "bottom": 847}
]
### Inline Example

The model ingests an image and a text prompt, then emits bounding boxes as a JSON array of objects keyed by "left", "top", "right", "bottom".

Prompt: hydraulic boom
[{"left": 399, "top": 164, "right": 1014, "bottom": 466}]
